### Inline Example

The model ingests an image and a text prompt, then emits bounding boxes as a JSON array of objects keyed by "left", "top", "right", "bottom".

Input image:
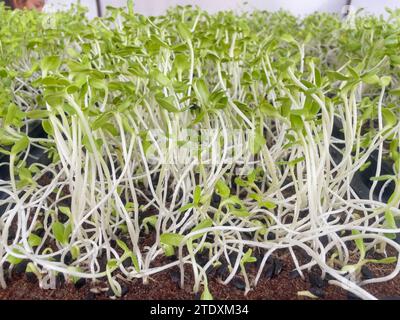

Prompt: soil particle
[
  {"left": 273, "top": 259, "right": 283, "bottom": 277},
  {"left": 205, "top": 265, "right": 216, "bottom": 275},
  {"left": 34, "top": 228, "right": 45, "bottom": 238},
  {"left": 309, "top": 287, "right": 325, "bottom": 298},
  {"left": 122, "top": 258, "right": 132, "bottom": 268},
  {"left": 347, "top": 292, "right": 362, "bottom": 300},
  {"left": 25, "top": 272, "right": 37, "bottom": 284},
  {"left": 85, "top": 292, "right": 97, "bottom": 300},
  {"left": 7, "top": 230, "right": 16, "bottom": 241},
  {"left": 216, "top": 263, "right": 229, "bottom": 278},
  {"left": 232, "top": 277, "right": 246, "bottom": 291},
  {"left": 64, "top": 252, "right": 73, "bottom": 265},
  {"left": 309, "top": 272, "right": 325, "bottom": 288},
  {"left": 228, "top": 252, "right": 238, "bottom": 265},
  {"left": 381, "top": 296, "right": 400, "bottom": 300},
  {"left": 267, "top": 232, "right": 276, "bottom": 240},
  {"left": 264, "top": 262, "right": 274, "bottom": 279},
  {"left": 196, "top": 253, "right": 208, "bottom": 267},
  {"left": 98, "top": 251, "right": 107, "bottom": 272},
  {"left": 58, "top": 212, "right": 69, "bottom": 223},
  {"left": 361, "top": 266, "right": 374, "bottom": 280},
  {"left": 14, "top": 260, "right": 29, "bottom": 275},
  {"left": 109, "top": 239, "right": 117, "bottom": 248},
  {"left": 120, "top": 285, "right": 129, "bottom": 297},
  {"left": 56, "top": 273, "right": 65, "bottom": 288},
  {"left": 170, "top": 270, "right": 180, "bottom": 284},
  {"left": 106, "top": 288, "right": 114, "bottom": 297},
  {"left": 211, "top": 193, "right": 221, "bottom": 208},
  {"left": 289, "top": 270, "right": 301, "bottom": 279},
  {"left": 319, "top": 235, "right": 329, "bottom": 246},
  {"left": 74, "top": 278, "right": 86, "bottom": 289}
]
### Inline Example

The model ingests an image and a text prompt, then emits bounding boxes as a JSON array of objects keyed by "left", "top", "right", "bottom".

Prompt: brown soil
[
  {"left": 1, "top": 250, "right": 399, "bottom": 300},
  {"left": 1, "top": 173, "right": 399, "bottom": 300}
]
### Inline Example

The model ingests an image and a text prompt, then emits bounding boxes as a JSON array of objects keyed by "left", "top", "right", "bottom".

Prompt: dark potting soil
[{"left": 1, "top": 249, "right": 400, "bottom": 300}]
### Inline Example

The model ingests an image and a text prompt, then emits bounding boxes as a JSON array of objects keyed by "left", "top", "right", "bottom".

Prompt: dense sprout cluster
[{"left": 1, "top": 3, "right": 400, "bottom": 299}]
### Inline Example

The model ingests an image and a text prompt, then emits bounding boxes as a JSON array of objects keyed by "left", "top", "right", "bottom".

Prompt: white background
[{"left": 44, "top": 0, "right": 400, "bottom": 18}]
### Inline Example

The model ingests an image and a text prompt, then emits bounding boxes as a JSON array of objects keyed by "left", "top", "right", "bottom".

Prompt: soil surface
[
  {"left": 1, "top": 174, "right": 399, "bottom": 300},
  {"left": 1, "top": 250, "right": 399, "bottom": 300}
]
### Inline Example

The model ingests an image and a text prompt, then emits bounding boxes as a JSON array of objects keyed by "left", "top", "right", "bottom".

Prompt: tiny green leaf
[
  {"left": 216, "top": 180, "right": 230, "bottom": 198},
  {"left": 177, "top": 22, "right": 192, "bottom": 41},
  {"left": 11, "top": 136, "right": 29, "bottom": 155},
  {"left": 52, "top": 221, "right": 65, "bottom": 244},
  {"left": 160, "top": 233, "right": 184, "bottom": 247}
]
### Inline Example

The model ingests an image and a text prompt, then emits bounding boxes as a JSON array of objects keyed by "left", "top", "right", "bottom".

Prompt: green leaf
[
  {"left": 59, "top": 206, "right": 71, "bottom": 218},
  {"left": 389, "top": 88, "right": 400, "bottom": 96},
  {"left": 177, "top": 22, "right": 192, "bottom": 41},
  {"left": 194, "top": 79, "right": 210, "bottom": 104},
  {"left": 11, "top": 136, "right": 29, "bottom": 155},
  {"left": 41, "top": 56, "right": 61, "bottom": 77},
  {"left": 370, "top": 175, "right": 394, "bottom": 182},
  {"left": 160, "top": 233, "right": 185, "bottom": 247},
  {"left": 385, "top": 35, "right": 399, "bottom": 47},
  {"left": 259, "top": 201, "right": 277, "bottom": 210},
  {"left": 362, "top": 73, "right": 380, "bottom": 85},
  {"left": 216, "top": 180, "right": 230, "bottom": 198},
  {"left": 5, "top": 104, "right": 18, "bottom": 126},
  {"left": 290, "top": 114, "right": 304, "bottom": 132},
  {"left": 250, "top": 130, "right": 266, "bottom": 154},
  {"left": 327, "top": 71, "right": 349, "bottom": 81},
  {"left": 106, "top": 259, "right": 118, "bottom": 272},
  {"left": 178, "top": 203, "right": 194, "bottom": 213},
  {"left": 42, "top": 120, "right": 54, "bottom": 136},
  {"left": 28, "top": 234, "right": 42, "bottom": 247},
  {"left": 52, "top": 221, "right": 65, "bottom": 244},
  {"left": 143, "top": 215, "right": 158, "bottom": 228},
  {"left": 155, "top": 94, "right": 179, "bottom": 113},
  {"left": 193, "top": 185, "right": 201, "bottom": 205},
  {"left": 190, "top": 219, "right": 213, "bottom": 240},
  {"left": 380, "top": 76, "right": 392, "bottom": 87},
  {"left": 384, "top": 210, "right": 397, "bottom": 239},
  {"left": 260, "top": 101, "right": 279, "bottom": 118},
  {"left": 360, "top": 161, "right": 371, "bottom": 172},
  {"left": 91, "top": 112, "right": 113, "bottom": 131},
  {"left": 201, "top": 287, "right": 213, "bottom": 300},
  {"left": 382, "top": 108, "right": 397, "bottom": 128},
  {"left": 173, "top": 54, "right": 190, "bottom": 72},
  {"left": 366, "top": 257, "right": 397, "bottom": 264},
  {"left": 281, "top": 33, "right": 295, "bottom": 43},
  {"left": 390, "top": 139, "right": 399, "bottom": 162},
  {"left": 234, "top": 177, "right": 248, "bottom": 187},
  {"left": 241, "top": 248, "right": 257, "bottom": 265},
  {"left": 7, "top": 249, "right": 24, "bottom": 265},
  {"left": 310, "top": 66, "right": 320, "bottom": 87},
  {"left": 116, "top": 239, "right": 130, "bottom": 253},
  {"left": 162, "top": 244, "right": 175, "bottom": 256},
  {"left": 26, "top": 262, "right": 38, "bottom": 274},
  {"left": 127, "top": 0, "right": 134, "bottom": 15},
  {"left": 64, "top": 223, "right": 72, "bottom": 243},
  {"left": 26, "top": 110, "right": 50, "bottom": 119},
  {"left": 347, "top": 66, "right": 360, "bottom": 80},
  {"left": 352, "top": 230, "right": 366, "bottom": 259},
  {"left": 150, "top": 70, "right": 170, "bottom": 86},
  {"left": 71, "top": 246, "right": 80, "bottom": 260}
]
